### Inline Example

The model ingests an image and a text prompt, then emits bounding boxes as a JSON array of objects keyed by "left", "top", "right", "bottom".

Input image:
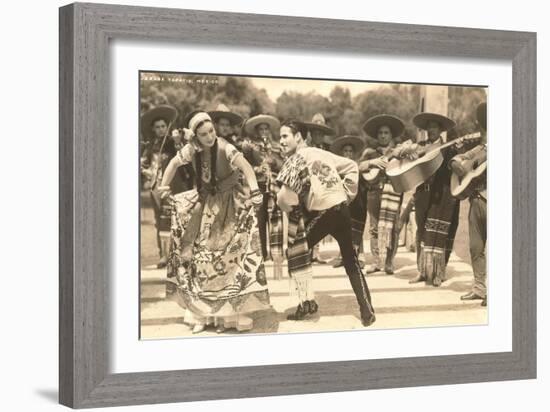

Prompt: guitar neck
[{"left": 435, "top": 132, "right": 482, "bottom": 151}]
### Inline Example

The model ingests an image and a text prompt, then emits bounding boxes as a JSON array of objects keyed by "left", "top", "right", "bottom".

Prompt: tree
[
  {"left": 140, "top": 73, "right": 276, "bottom": 127},
  {"left": 449, "top": 87, "right": 487, "bottom": 136},
  {"left": 140, "top": 73, "right": 487, "bottom": 141},
  {"left": 275, "top": 91, "right": 331, "bottom": 122}
]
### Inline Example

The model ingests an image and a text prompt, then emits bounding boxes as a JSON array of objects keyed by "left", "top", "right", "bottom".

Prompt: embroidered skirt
[{"left": 167, "top": 188, "right": 271, "bottom": 320}]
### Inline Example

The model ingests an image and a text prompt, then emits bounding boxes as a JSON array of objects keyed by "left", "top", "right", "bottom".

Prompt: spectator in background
[
  {"left": 242, "top": 114, "right": 284, "bottom": 262},
  {"left": 302, "top": 113, "right": 337, "bottom": 264},
  {"left": 451, "top": 102, "right": 487, "bottom": 306},
  {"left": 329, "top": 135, "right": 366, "bottom": 268},
  {"left": 359, "top": 114, "right": 405, "bottom": 275},
  {"left": 140, "top": 105, "right": 194, "bottom": 269},
  {"left": 399, "top": 112, "right": 461, "bottom": 286},
  {"left": 208, "top": 103, "right": 244, "bottom": 150},
  {"left": 303, "top": 113, "right": 337, "bottom": 151}
]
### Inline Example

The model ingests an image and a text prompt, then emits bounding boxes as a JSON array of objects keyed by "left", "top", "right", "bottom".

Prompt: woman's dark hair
[
  {"left": 281, "top": 118, "right": 308, "bottom": 139},
  {"left": 194, "top": 139, "right": 218, "bottom": 195},
  {"left": 184, "top": 109, "right": 219, "bottom": 194}
]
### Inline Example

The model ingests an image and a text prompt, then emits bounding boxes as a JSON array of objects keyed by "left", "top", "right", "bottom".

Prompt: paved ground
[{"left": 140, "top": 243, "right": 486, "bottom": 339}]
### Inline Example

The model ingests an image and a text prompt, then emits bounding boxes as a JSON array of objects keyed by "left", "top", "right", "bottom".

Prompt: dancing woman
[{"left": 159, "top": 111, "right": 271, "bottom": 334}]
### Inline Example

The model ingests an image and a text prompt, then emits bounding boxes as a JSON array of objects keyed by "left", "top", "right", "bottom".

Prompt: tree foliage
[{"left": 140, "top": 73, "right": 486, "bottom": 139}]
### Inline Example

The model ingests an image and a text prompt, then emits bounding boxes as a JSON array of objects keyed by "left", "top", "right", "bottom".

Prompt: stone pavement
[{"left": 140, "top": 243, "right": 487, "bottom": 339}]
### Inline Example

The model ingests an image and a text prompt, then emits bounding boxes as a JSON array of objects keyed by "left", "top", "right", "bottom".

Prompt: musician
[
  {"left": 140, "top": 105, "right": 195, "bottom": 269},
  {"left": 208, "top": 103, "right": 244, "bottom": 150},
  {"left": 358, "top": 115, "right": 405, "bottom": 275},
  {"left": 399, "top": 112, "right": 461, "bottom": 286},
  {"left": 276, "top": 119, "right": 375, "bottom": 326},
  {"left": 451, "top": 102, "right": 487, "bottom": 306},
  {"left": 303, "top": 113, "right": 337, "bottom": 150},
  {"left": 302, "top": 113, "right": 337, "bottom": 263},
  {"left": 330, "top": 135, "right": 367, "bottom": 268},
  {"left": 242, "top": 114, "right": 284, "bottom": 261}
]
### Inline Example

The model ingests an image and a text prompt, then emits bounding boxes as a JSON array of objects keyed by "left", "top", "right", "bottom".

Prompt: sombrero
[
  {"left": 140, "top": 105, "right": 178, "bottom": 141},
  {"left": 243, "top": 114, "right": 281, "bottom": 138},
  {"left": 302, "top": 113, "right": 336, "bottom": 136},
  {"left": 321, "top": 134, "right": 337, "bottom": 147},
  {"left": 362, "top": 114, "right": 405, "bottom": 139},
  {"left": 208, "top": 103, "right": 243, "bottom": 126},
  {"left": 476, "top": 102, "right": 487, "bottom": 131},
  {"left": 413, "top": 112, "right": 456, "bottom": 132},
  {"left": 331, "top": 135, "right": 365, "bottom": 157}
]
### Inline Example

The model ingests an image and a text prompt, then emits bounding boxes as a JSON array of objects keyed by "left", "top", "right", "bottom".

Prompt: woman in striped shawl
[{"left": 358, "top": 114, "right": 405, "bottom": 275}]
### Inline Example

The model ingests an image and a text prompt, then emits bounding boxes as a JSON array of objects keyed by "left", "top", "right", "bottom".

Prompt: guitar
[
  {"left": 385, "top": 132, "right": 482, "bottom": 193},
  {"left": 361, "top": 155, "right": 390, "bottom": 184},
  {"left": 360, "top": 146, "right": 396, "bottom": 184},
  {"left": 450, "top": 149, "right": 487, "bottom": 200}
]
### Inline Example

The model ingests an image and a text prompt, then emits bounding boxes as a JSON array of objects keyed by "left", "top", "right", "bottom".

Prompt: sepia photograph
[{"left": 139, "top": 71, "right": 488, "bottom": 338}]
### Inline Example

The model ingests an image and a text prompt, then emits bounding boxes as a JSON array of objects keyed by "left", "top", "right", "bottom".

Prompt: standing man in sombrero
[
  {"left": 397, "top": 112, "right": 461, "bottom": 286},
  {"left": 140, "top": 104, "right": 195, "bottom": 269},
  {"left": 330, "top": 135, "right": 367, "bottom": 268},
  {"left": 242, "top": 114, "right": 284, "bottom": 264},
  {"left": 302, "top": 113, "right": 337, "bottom": 264},
  {"left": 303, "top": 113, "right": 337, "bottom": 151},
  {"left": 208, "top": 103, "right": 244, "bottom": 150},
  {"left": 451, "top": 102, "right": 488, "bottom": 306},
  {"left": 359, "top": 114, "right": 405, "bottom": 275}
]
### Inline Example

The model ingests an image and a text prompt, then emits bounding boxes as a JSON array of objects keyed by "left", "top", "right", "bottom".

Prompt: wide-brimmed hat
[
  {"left": 140, "top": 105, "right": 178, "bottom": 140},
  {"left": 331, "top": 135, "right": 365, "bottom": 157},
  {"left": 208, "top": 103, "right": 243, "bottom": 126},
  {"left": 302, "top": 113, "right": 336, "bottom": 136},
  {"left": 362, "top": 114, "right": 405, "bottom": 139},
  {"left": 243, "top": 114, "right": 281, "bottom": 138},
  {"left": 476, "top": 102, "right": 487, "bottom": 131},
  {"left": 413, "top": 112, "right": 456, "bottom": 132}
]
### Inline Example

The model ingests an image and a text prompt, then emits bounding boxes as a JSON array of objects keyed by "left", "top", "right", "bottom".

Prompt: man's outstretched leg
[{"left": 307, "top": 205, "right": 376, "bottom": 327}]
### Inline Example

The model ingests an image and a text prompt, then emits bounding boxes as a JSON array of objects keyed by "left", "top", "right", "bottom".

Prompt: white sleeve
[
  {"left": 176, "top": 144, "right": 194, "bottom": 166},
  {"left": 327, "top": 151, "right": 358, "bottom": 199},
  {"left": 225, "top": 142, "right": 244, "bottom": 170}
]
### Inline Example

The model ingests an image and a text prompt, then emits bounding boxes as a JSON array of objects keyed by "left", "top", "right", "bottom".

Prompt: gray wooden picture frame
[{"left": 59, "top": 2, "right": 536, "bottom": 409}]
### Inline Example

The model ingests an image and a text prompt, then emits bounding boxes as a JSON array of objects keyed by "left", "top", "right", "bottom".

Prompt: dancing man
[{"left": 276, "top": 119, "right": 375, "bottom": 326}]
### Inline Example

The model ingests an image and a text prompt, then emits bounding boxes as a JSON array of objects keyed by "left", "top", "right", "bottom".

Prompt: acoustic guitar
[
  {"left": 361, "top": 155, "right": 390, "bottom": 184},
  {"left": 385, "top": 132, "right": 481, "bottom": 193},
  {"left": 450, "top": 149, "right": 487, "bottom": 200}
]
